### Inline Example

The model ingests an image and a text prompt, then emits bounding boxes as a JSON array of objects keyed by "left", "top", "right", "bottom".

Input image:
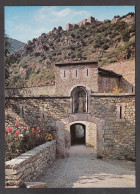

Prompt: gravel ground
[{"left": 35, "top": 145, "right": 135, "bottom": 188}]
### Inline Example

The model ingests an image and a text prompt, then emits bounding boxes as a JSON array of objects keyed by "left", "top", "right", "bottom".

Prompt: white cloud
[
  {"left": 34, "top": 6, "right": 91, "bottom": 24},
  {"left": 6, "top": 7, "right": 91, "bottom": 42}
]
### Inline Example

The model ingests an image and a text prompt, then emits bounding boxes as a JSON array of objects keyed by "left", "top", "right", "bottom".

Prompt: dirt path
[{"left": 35, "top": 145, "right": 135, "bottom": 188}]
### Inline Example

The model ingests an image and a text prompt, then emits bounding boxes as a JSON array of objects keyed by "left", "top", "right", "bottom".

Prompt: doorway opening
[{"left": 70, "top": 123, "right": 85, "bottom": 146}]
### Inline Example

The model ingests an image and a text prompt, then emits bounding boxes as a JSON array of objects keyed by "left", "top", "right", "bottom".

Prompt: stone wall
[
  {"left": 5, "top": 85, "right": 55, "bottom": 97},
  {"left": 5, "top": 140, "right": 56, "bottom": 188},
  {"left": 90, "top": 93, "right": 135, "bottom": 160},
  {"left": 5, "top": 97, "right": 70, "bottom": 142},
  {"left": 77, "top": 16, "right": 96, "bottom": 27},
  {"left": 66, "top": 16, "right": 96, "bottom": 31},
  {"left": 66, "top": 23, "right": 74, "bottom": 31},
  {"left": 98, "top": 75, "right": 120, "bottom": 93},
  {"left": 55, "top": 63, "right": 98, "bottom": 96},
  {"left": 103, "top": 60, "right": 135, "bottom": 93},
  {"left": 5, "top": 93, "right": 135, "bottom": 160}
]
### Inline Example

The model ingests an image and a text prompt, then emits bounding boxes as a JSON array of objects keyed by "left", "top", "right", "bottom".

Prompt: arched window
[{"left": 71, "top": 86, "right": 88, "bottom": 113}]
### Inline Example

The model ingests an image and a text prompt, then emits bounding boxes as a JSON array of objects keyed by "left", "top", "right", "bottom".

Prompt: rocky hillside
[
  {"left": 8, "top": 38, "right": 25, "bottom": 53},
  {"left": 7, "top": 12, "right": 135, "bottom": 88}
]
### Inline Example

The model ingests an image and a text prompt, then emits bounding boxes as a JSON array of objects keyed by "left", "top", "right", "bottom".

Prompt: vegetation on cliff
[
  {"left": 8, "top": 38, "right": 25, "bottom": 53},
  {"left": 6, "top": 12, "right": 135, "bottom": 87}
]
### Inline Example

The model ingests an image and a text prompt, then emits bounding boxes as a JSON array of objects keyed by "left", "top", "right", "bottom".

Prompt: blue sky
[{"left": 5, "top": 6, "right": 135, "bottom": 43}]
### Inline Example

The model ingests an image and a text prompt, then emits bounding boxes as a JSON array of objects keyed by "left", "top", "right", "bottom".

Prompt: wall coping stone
[
  {"left": 5, "top": 140, "right": 56, "bottom": 188},
  {"left": 6, "top": 140, "right": 56, "bottom": 168},
  {"left": 5, "top": 96, "right": 71, "bottom": 99},
  {"left": 5, "top": 93, "right": 135, "bottom": 99},
  {"left": 91, "top": 93, "right": 135, "bottom": 97},
  {"left": 5, "top": 85, "right": 55, "bottom": 89}
]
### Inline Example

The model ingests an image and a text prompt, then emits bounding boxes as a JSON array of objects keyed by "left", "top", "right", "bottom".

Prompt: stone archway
[
  {"left": 56, "top": 114, "right": 105, "bottom": 158},
  {"left": 70, "top": 123, "right": 86, "bottom": 146},
  {"left": 65, "top": 121, "right": 97, "bottom": 148}
]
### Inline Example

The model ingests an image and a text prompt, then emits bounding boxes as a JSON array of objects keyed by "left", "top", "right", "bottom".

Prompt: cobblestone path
[{"left": 35, "top": 145, "right": 135, "bottom": 188}]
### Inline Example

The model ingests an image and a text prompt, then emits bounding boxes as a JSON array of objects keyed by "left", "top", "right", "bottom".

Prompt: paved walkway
[{"left": 35, "top": 145, "right": 135, "bottom": 188}]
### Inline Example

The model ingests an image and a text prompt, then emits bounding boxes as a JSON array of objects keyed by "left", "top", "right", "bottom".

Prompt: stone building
[
  {"left": 5, "top": 60, "right": 135, "bottom": 160},
  {"left": 66, "top": 16, "right": 97, "bottom": 31}
]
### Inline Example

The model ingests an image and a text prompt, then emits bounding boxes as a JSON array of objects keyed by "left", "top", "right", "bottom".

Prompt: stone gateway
[{"left": 5, "top": 60, "right": 135, "bottom": 161}]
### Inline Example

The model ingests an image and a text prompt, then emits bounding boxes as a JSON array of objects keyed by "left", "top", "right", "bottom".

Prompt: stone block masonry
[
  {"left": 5, "top": 94, "right": 135, "bottom": 161},
  {"left": 66, "top": 16, "right": 97, "bottom": 31},
  {"left": 5, "top": 85, "right": 55, "bottom": 97},
  {"left": 90, "top": 94, "right": 135, "bottom": 160},
  {"left": 5, "top": 140, "right": 56, "bottom": 188}
]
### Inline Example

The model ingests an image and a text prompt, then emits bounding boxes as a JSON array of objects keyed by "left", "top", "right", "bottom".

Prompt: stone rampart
[
  {"left": 5, "top": 85, "right": 55, "bottom": 97},
  {"left": 5, "top": 94, "right": 135, "bottom": 161},
  {"left": 90, "top": 93, "right": 135, "bottom": 160},
  {"left": 103, "top": 60, "right": 135, "bottom": 93}
]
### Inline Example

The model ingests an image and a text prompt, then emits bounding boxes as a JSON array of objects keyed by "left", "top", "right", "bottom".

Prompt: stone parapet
[
  {"left": 91, "top": 93, "right": 135, "bottom": 97},
  {"left": 5, "top": 140, "right": 56, "bottom": 188},
  {"left": 5, "top": 85, "right": 55, "bottom": 97}
]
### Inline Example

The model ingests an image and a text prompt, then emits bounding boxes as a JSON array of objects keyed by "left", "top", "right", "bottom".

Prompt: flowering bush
[
  {"left": 112, "top": 85, "right": 123, "bottom": 93},
  {"left": 5, "top": 122, "right": 53, "bottom": 161}
]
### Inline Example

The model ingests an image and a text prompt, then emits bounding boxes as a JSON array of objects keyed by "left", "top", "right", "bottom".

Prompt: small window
[
  {"left": 120, "top": 106, "right": 122, "bottom": 119},
  {"left": 87, "top": 69, "right": 88, "bottom": 76},
  {"left": 132, "top": 87, "right": 134, "bottom": 93},
  {"left": 106, "top": 79, "right": 108, "bottom": 88},
  {"left": 111, "top": 80, "right": 114, "bottom": 90},
  {"left": 43, "top": 113, "right": 44, "bottom": 119},
  {"left": 76, "top": 70, "right": 77, "bottom": 77},
  {"left": 103, "top": 78, "right": 108, "bottom": 89},
  {"left": 64, "top": 70, "right": 65, "bottom": 77},
  {"left": 21, "top": 106, "right": 24, "bottom": 116}
]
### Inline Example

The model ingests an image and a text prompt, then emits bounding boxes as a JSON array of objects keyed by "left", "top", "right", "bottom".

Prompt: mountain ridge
[
  {"left": 8, "top": 37, "right": 25, "bottom": 53},
  {"left": 7, "top": 12, "right": 135, "bottom": 88}
]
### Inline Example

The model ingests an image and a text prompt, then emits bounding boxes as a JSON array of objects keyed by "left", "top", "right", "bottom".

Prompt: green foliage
[
  {"left": 102, "top": 44, "right": 109, "bottom": 50},
  {"left": 5, "top": 123, "right": 53, "bottom": 161},
  {"left": 5, "top": 34, "right": 11, "bottom": 86},
  {"left": 121, "top": 28, "right": 130, "bottom": 42},
  {"left": 7, "top": 13, "right": 135, "bottom": 87}
]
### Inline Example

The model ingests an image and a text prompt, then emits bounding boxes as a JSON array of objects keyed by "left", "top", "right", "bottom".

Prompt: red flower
[
  {"left": 15, "top": 122, "right": 20, "bottom": 126},
  {"left": 32, "top": 128, "right": 35, "bottom": 133},
  {"left": 15, "top": 130, "right": 20, "bottom": 137},
  {"left": 36, "top": 130, "right": 40, "bottom": 134},
  {"left": 37, "top": 127, "right": 39, "bottom": 130},
  {"left": 6, "top": 128, "right": 12, "bottom": 133},
  {"left": 19, "top": 134, "right": 23, "bottom": 140}
]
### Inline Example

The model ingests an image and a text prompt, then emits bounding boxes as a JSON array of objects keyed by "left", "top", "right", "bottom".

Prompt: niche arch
[{"left": 71, "top": 86, "right": 88, "bottom": 113}]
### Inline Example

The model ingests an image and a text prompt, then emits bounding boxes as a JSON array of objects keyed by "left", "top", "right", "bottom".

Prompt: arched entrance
[
  {"left": 70, "top": 123, "right": 85, "bottom": 146},
  {"left": 56, "top": 114, "right": 105, "bottom": 158}
]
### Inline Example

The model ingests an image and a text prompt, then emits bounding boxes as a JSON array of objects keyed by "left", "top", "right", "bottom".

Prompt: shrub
[
  {"left": 5, "top": 122, "right": 54, "bottom": 161},
  {"left": 71, "top": 33, "right": 75, "bottom": 38},
  {"left": 112, "top": 85, "right": 123, "bottom": 93},
  {"left": 34, "top": 52, "right": 41, "bottom": 57},
  {"left": 94, "top": 44, "right": 100, "bottom": 48},
  {"left": 114, "top": 15, "right": 120, "bottom": 18},
  {"left": 102, "top": 44, "right": 109, "bottom": 50},
  {"left": 121, "top": 29, "right": 130, "bottom": 42}
]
